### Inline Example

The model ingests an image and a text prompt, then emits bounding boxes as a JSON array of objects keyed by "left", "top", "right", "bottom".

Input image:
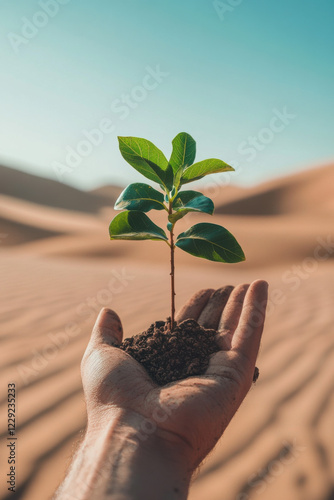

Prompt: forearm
[{"left": 54, "top": 412, "right": 191, "bottom": 500}]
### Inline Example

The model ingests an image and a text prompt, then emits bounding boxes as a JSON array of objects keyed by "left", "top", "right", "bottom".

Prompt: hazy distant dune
[
  {"left": 0, "top": 165, "right": 113, "bottom": 213},
  {"left": 89, "top": 184, "right": 122, "bottom": 201},
  {"left": 214, "top": 164, "right": 334, "bottom": 216}
]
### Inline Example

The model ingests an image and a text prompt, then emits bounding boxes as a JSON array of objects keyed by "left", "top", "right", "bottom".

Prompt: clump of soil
[
  {"left": 119, "top": 318, "right": 220, "bottom": 386},
  {"left": 253, "top": 366, "right": 259, "bottom": 383}
]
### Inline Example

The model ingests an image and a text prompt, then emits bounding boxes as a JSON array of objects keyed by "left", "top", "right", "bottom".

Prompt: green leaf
[
  {"left": 109, "top": 211, "right": 168, "bottom": 241},
  {"left": 146, "top": 159, "right": 174, "bottom": 192},
  {"left": 180, "top": 158, "right": 234, "bottom": 185},
  {"left": 176, "top": 223, "right": 245, "bottom": 263},
  {"left": 118, "top": 137, "right": 173, "bottom": 191},
  {"left": 169, "top": 132, "right": 196, "bottom": 174},
  {"left": 173, "top": 165, "right": 184, "bottom": 192},
  {"left": 114, "top": 183, "right": 166, "bottom": 212},
  {"left": 169, "top": 191, "right": 214, "bottom": 223}
]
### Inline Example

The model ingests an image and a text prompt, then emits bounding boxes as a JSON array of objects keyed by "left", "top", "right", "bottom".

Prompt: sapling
[{"left": 109, "top": 132, "right": 245, "bottom": 385}]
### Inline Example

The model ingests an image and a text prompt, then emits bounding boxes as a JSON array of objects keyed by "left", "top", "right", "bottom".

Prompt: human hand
[{"left": 81, "top": 280, "right": 268, "bottom": 474}]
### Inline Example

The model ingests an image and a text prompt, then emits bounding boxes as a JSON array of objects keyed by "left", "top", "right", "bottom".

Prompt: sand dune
[
  {"left": 0, "top": 165, "right": 118, "bottom": 214},
  {"left": 214, "top": 163, "right": 334, "bottom": 216},
  {"left": 90, "top": 184, "right": 123, "bottom": 201},
  {"left": 0, "top": 164, "right": 334, "bottom": 500},
  {"left": 2, "top": 164, "right": 333, "bottom": 268},
  {"left": 0, "top": 215, "right": 62, "bottom": 246}
]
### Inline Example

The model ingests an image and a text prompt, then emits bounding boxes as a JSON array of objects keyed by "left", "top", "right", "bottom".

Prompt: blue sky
[{"left": 0, "top": 0, "right": 333, "bottom": 190}]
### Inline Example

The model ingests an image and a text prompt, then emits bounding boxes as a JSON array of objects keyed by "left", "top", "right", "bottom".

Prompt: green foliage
[
  {"left": 180, "top": 158, "right": 234, "bottom": 185},
  {"left": 175, "top": 223, "right": 245, "bottom": 263},
  {"left": 109, "top": 211, "right": 168, "bottom": 241},
  {"left": 109, "top": 132, "right": 245, "bottom": 265},
  {"left": 169, "top": 132, "right": 196, "bottom": 173},
  {"left": 118, "top": 137, "right": 174, "bottom": 191},
  {"left": 168, "top": 191, "right": 214, "bottom": 223},
  {"left": 115, "top": 183, "right": 166, "bottom": 212}
]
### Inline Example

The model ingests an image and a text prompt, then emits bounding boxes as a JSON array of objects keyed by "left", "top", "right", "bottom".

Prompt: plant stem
[{"left": 168, "top": 200, "right": 175, "bottom": 330}]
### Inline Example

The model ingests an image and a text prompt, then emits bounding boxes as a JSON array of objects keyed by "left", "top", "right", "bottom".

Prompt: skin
[{"left": 54, "top": 280, "right": 268, "bottom": 500}]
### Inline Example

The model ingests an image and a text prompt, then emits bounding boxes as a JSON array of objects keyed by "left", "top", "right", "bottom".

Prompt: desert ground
[{"left": 0, "top": 163, "right": 333, "bottom": 500}]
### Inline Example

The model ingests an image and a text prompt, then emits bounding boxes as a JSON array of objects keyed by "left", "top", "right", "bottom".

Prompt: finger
[
  {"left": 90, "top": 308, "right": 123, "bottom": 347},
  {"left": 198, "top": 286, "right": 234, "bottom": 330},
  {"left": 175, "top": 288, "right": 214, "bottom": 323},
  {"left": 216, "top": 284, "right": 250, "bottom": 349},
  {"left": 231, "top": 280, "right": 269, "bottom": 366}
]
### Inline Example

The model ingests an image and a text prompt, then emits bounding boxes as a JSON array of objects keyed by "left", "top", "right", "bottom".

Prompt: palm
[{"left": 82, "top": 281, "right": 268, "bottom": 469}]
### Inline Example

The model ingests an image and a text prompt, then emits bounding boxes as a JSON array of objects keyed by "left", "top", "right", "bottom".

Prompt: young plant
[{"left": 109, "top": 133, "right": 245, "bottom": 329}]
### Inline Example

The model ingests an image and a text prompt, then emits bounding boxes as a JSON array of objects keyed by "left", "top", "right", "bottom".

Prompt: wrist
[{"left": 57, "top": 410, "right": 192, "bottom": 500}]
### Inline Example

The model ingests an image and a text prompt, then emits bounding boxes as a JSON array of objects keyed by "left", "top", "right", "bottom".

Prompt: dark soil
[
  {"left": 253, "top": 366, "right": 259, "bottom": 383},
  {"left": 119, "top": 318, "right": 220, "bottom": 386}
]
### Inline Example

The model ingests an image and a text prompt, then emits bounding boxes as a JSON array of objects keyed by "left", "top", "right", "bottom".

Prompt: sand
[{"left": 0, "top": 163, "right": 333, "bottom": 500}]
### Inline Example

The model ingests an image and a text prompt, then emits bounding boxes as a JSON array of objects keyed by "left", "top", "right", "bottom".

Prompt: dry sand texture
[{"left": 0, "top": 164, "right": 333, "bottom": 500}]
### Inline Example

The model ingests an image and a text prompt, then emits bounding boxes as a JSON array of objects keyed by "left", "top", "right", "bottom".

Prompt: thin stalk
[{"left": 168, "top": 200, "right": 175, "bottom": 330}]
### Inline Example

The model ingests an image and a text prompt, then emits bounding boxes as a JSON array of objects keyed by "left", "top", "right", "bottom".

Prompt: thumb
[{"left": 90, "top": 308, "right": 123, "bottom": 347}]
